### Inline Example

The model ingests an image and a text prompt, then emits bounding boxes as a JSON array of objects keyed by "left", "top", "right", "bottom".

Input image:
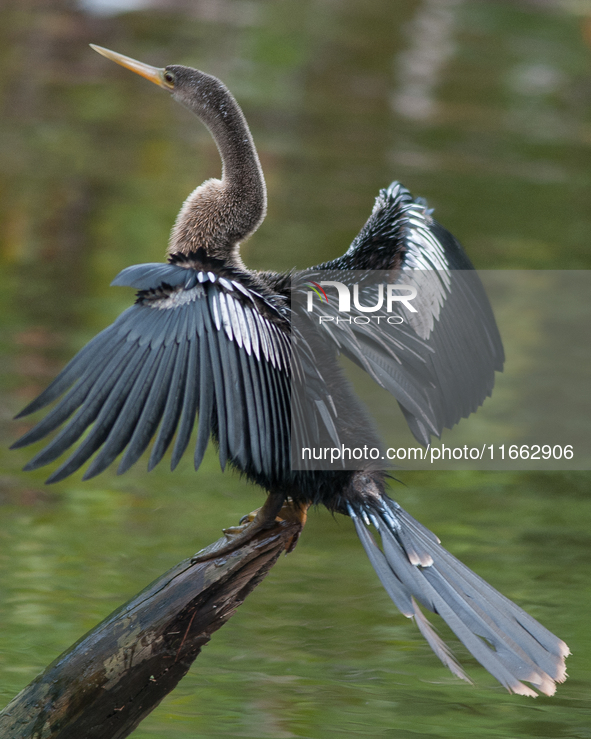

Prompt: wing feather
[
  {"left": 14, "top": 260, "right": 295, "bottom": 483},
  {"left": 148, "top": 338, "right": 188, "bottom": 471},
  {"left": 301, "top": 182, "right": 504, "bottom": 444},
  {"left": 43, "top": 344, "right": 150, "bottom": 483},
  {"left": 171, "top": 333, "right": 200, "bottom": 471},
  {"left": 81, "top": 343, "right": 166, "bottom": 479},
  {"left": 118, "top": 341, "right": 180, "bottom": 474},
  {"left": 193, "top": 335, "right": 213, "bottom": 471}
]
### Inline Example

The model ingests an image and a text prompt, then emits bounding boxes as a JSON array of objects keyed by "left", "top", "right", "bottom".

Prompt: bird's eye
[{"left": 163, "top": 71, "right": 175, "bottom": 85}]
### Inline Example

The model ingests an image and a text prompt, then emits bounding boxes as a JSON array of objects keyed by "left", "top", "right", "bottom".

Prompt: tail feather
[
  {"left": 351, "top": 514, "right": 471, "bottom": 683},
  {"left": 395, "top": 504, "right": 569, "bottom": 673},
  {"left": 399, "top": 508, "right": 568, "bottom": 682},
  {"left": 411, "top": 596, "right": 472, "bottom": 684},
  {"left": 348, "top": 497, "right": 569, "bottom": 696}
]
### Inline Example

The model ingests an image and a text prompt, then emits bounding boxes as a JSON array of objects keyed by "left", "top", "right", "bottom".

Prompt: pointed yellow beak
[{"left": 90, "top": 44, "right": 174, "bottom": 90}]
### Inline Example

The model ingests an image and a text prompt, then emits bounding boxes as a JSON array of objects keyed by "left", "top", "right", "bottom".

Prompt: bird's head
[
  {"left": 90, "top": 45, "right": 228, "bottom": 121},
  {"left": 90, "top": 45, "right": 266, "bottom": 262}
]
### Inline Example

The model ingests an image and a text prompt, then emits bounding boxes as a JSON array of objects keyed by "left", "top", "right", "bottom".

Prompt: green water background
[{"left": 1, "top": 1, "right": 590, "bottom": 736}]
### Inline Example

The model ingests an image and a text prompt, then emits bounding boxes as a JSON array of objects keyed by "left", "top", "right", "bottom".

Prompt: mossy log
[{"left": 0, "top": 519, "right": 301, "bottom": 739}]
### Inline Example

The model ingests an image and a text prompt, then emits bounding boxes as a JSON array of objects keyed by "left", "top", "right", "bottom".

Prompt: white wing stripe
[
  {"left": 226, "top": 294, "right": 243, "bottom": 349},
  {"left": 234, "top": 299, "right": 251, "bottom": 355},
  {"left": 218, "top": 292, "right": 233, "bottom": 341}
]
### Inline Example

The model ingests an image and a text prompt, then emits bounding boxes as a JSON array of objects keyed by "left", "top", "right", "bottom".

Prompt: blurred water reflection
[{"left": 1, "top": 1, "right": 590, "bottom": 737}]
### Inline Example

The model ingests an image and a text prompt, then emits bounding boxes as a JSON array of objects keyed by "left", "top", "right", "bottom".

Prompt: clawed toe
[{"left": 191, "top": 496, "right": 309, "bottom": 562}]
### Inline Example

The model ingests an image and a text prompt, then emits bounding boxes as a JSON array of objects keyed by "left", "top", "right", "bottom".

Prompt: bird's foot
[
  {"left": 270, "top": 499, "right": 308, "bottom": 552},
  {"left": 191, "top": 496, "right": 308, "bottom": 562}
]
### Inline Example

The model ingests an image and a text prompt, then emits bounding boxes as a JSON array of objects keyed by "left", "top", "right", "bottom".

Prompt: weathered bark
[{"left": 0, "top": 519, "right": 301, "bottom": 739}]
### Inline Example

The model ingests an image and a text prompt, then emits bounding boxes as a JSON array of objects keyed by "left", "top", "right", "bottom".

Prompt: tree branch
[{"left": 0, "top": 518, "right": 301, "bottom": 739}]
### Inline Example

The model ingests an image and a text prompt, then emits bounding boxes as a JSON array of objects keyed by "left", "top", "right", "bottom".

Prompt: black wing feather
[
  {"left": 148, "top": 338, "right": 188, "bottom": 471},
  {"left": 13, "top": 261, "right": 298, "bottom": 483},
  {"left": 12, "top": 335, "right": 128, "bottom": 448},
  {"left": 193, "top": 335, "right": 213, "bottom": 471},
  {"left": 303, "top": 182, "right": 504, "bottom": 445},
  {"left": 13, "top": 325, "right": 123, "bottom": 419},
  {"left": 22, "top": 342, "right": 145, "bottom": 472},
  {"left": 43, "top": 345, "right": 150, "bottom": 483},
  {"left": 118, "top": 340, "right": 180, "bottom": 474},
  {"left": 82, "top": 343, "right": 166, "bottom": 479},
  {"left": 171, "top": 334, "right": 200, "bottom": 471}
]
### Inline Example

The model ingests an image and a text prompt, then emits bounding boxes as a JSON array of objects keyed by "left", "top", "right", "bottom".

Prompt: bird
[{"left": 12, "top": 44, "right": 569, "bottom": 697}]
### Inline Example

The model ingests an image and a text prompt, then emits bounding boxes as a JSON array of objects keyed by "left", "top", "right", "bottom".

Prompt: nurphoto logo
[
  {"left": 305, "top": 279, "right": 418, "bottom": 324},
  {"left": 305, "top": 280, "right": 418, "bottom": 312}
]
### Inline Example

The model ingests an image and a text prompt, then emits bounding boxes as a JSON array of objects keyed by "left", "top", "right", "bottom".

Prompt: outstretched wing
[
  {"left": 13, "top": 259, "right": 298, "bottom": 484},
  {"left": 300, "top": 182, "right": 504, "bottom": 445}
]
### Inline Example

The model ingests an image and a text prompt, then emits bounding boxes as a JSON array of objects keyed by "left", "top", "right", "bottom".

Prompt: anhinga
[{"left": 12, "top": 45, "right": 569, "bottom": 697}]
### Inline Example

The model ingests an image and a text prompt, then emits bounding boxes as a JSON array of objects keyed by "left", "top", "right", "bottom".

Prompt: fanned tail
[{"left": 348, "top": 496, "right": 569, "bottom": 696}]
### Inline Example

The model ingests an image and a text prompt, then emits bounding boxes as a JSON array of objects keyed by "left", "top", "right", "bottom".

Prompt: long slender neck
[
  {"left": 167, "top": 75, "right": 267, "bottom": 264},
  {"left": 214, "top": 104, "right": 265, "bottom": 199}
]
